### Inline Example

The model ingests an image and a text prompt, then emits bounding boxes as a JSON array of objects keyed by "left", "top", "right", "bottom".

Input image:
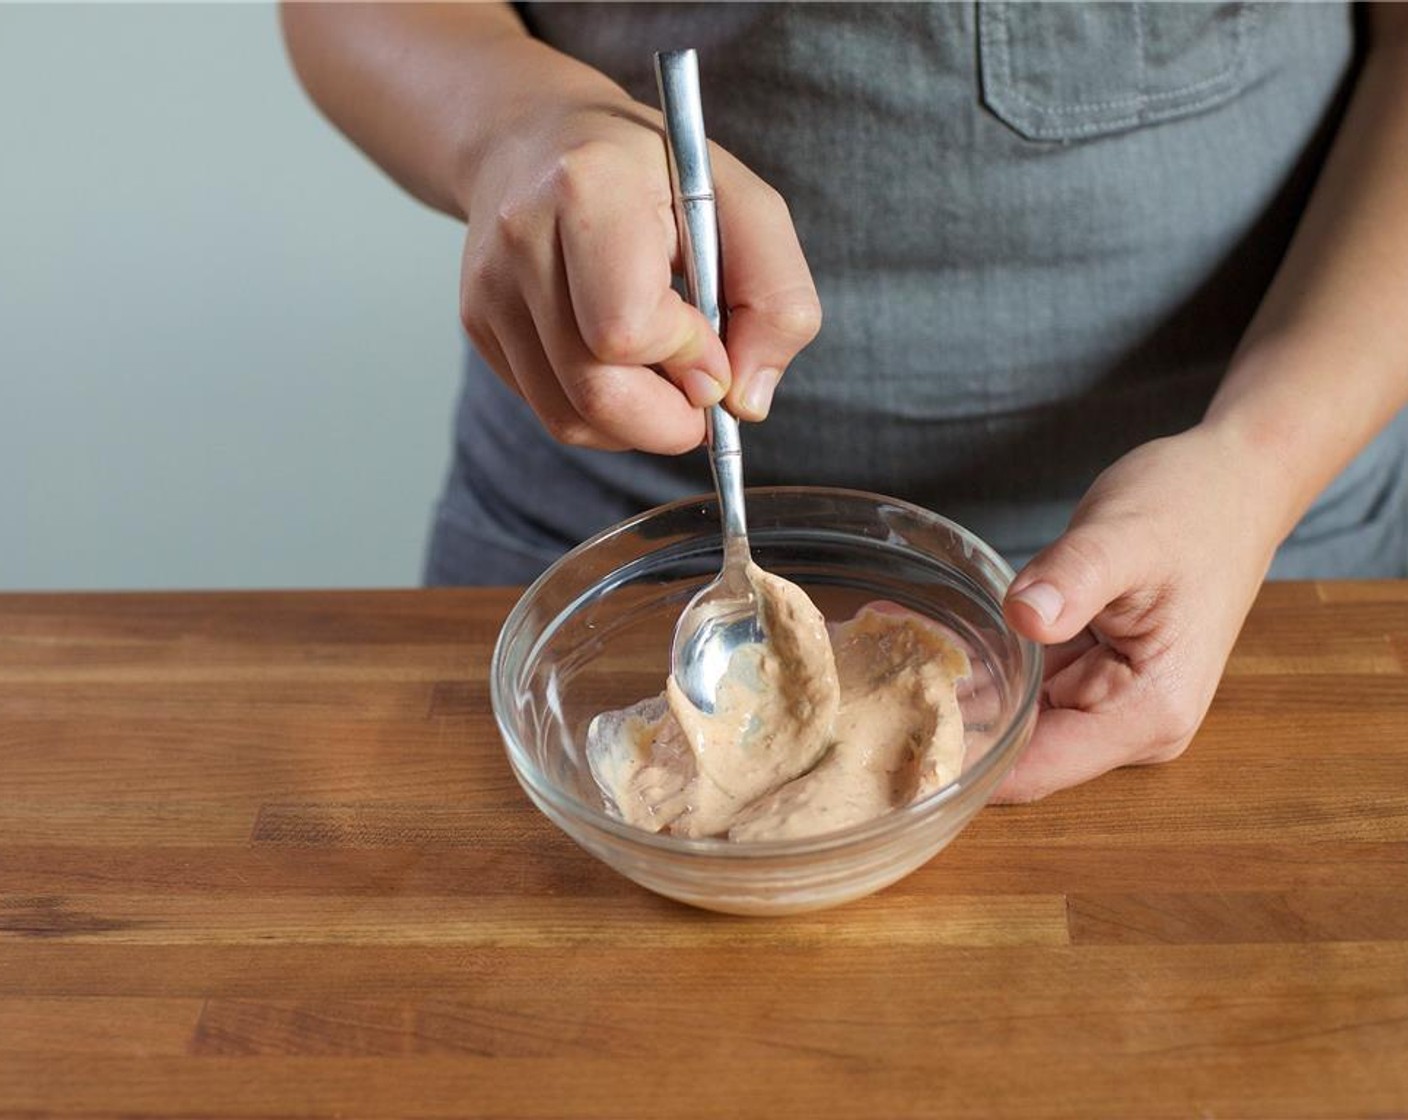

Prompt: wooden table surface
[{"left": 1, "top": 582, "right": 1405, "bottom": 1119}]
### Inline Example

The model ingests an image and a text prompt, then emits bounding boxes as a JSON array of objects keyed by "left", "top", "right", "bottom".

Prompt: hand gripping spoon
[{"left": 655, "top": 49, "right": 767, "bottom": 715}]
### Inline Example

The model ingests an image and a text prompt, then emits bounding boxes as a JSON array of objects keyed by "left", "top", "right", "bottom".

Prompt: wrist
[
  {"left": 449, "top": 37, "right": 641, "bottom": 222},
  {"left": 1195, "top": 383, "right": 1316, "bottom": 551}
]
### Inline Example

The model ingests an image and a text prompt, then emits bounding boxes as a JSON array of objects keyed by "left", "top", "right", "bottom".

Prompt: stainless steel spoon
[{"left": 655, "top": 48, "right": 767, "bottom": 714}]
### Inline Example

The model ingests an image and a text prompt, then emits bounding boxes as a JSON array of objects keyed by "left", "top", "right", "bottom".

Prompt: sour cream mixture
[{"left": 586, "top": 565, "right": 971, "bottom": 842}]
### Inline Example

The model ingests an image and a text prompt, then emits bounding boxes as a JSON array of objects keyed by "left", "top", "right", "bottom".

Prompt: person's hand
[
  {"left": 458, "top": 89, "right": 821, "bottom": 454},
  {"left": 995, "top": 423, "right": 1284, "bottom": 802}
]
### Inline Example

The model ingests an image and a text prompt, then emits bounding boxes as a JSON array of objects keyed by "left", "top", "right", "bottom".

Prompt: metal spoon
[{"left": 655, "top": 48, "right": 767, "bottom": 714}]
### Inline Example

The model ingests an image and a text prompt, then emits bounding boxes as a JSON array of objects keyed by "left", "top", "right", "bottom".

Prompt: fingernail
[
  {"left": 1013, "top": 581, "right": 1063, "bottom": 627},
  {"left": 681, "top": 368, "right": 725, "bottom": 408},
  {"left": 741, "top": 367, "right": 780, "bottom": 419}
]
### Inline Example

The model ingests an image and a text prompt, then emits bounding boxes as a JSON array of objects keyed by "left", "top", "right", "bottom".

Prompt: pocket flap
[{"left": 979, "top": 1, "right": 1259, "bottom": 142}]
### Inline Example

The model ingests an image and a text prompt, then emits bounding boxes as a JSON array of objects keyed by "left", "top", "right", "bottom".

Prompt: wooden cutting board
[{"left": 1, "top": 582, "right": 1405, "bottom": 1118}]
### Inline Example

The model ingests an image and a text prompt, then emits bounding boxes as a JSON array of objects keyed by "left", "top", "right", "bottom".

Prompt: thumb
[{"left": 1004, "top": 524, "right": 1141, "bottom": 645}]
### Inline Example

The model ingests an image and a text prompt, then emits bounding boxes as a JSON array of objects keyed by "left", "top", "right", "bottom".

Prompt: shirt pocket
[{"left": 977, "top": 1, "right": 1261, "bottom": 142}]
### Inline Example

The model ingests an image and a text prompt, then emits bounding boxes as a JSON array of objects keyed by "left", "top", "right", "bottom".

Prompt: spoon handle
[{"left": 654, "top": 49, "right": 748, "bottom": 552}]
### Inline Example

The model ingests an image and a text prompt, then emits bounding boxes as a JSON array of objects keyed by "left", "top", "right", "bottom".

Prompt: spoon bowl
[{"left": 668, "top": 545, "right": 765, "bottom": 713}]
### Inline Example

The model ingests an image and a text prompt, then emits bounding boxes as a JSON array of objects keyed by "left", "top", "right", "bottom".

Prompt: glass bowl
[{"left": 491, "top": 486, "right": 1042, "bottom": 915}]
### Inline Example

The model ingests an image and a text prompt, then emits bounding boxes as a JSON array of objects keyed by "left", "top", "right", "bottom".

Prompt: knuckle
[
  {"left": 569, "top": 369, "right": 632, "bottom": 429},
  {"left": 752, "top": 179, "right": 790, "bottom": 217},
  {"left": 458, "top": 294, "right": 478, "bottom": 338},
  {"left": 1148, "top": 741, "right": 1190, "bottom": 767},
  {"left": 458, "top": 288, "right": 496, "bottom": 350},
  {"left": 459, "top": 275, "right": 487, "bottom": 331},
  {"left": 494, "top": 198, "right": 536, "bottom": 248},
  {"left": 542, "top": 410, "right": 598, "bottom": 449},
  {"left": 763, "top": 291, "right": 823, "bottom": 343},
  {"left": 580, "top": 314, "right": 648, "bottom": 365},
  {"left": 1003, "top": 782, "right": 1048, "bottom": 806},
  {"left": 459, "top": 252, "right": 512, "bottom": 349},
  {"left": 550, "top": 139, "right": 617, "bottom": 205},
  {"left": 459, "top": 311, "right": 492, "bottom": 356},
  {"left": 462, "top": 251, "right": 497, "bottom": 299},
  {"left": 458, "top": 293, "right": 490, "bottom": 346},
  {"left": 995, "top": 757, "right": 1053, "bottom": 805}
]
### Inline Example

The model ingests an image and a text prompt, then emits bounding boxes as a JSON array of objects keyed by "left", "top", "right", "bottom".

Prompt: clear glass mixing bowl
[{"left": 491, "top": 487, "right": 1042, "bottom": 915}]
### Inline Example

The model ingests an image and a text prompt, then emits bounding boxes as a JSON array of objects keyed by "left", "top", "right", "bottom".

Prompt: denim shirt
[{"left": 427, "top": 1, "right": 1406, "bottom": 584}]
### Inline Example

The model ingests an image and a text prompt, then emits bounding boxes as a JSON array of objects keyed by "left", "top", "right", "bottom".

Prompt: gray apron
[{"left": 426, "top": 1, "right": 1406, "bottom": 585}]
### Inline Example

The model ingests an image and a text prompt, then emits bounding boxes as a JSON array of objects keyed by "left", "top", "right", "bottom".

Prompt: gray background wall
[{"left": 0, "top": 3, "right": 464, "bottom": 590}]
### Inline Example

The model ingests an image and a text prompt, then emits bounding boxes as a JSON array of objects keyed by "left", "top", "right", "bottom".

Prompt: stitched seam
[
  {"left": 989, "top": 1, "right": 1250, "bottom": 117},
  {"left": 1133, "top": 2, "right": 1148, "bottom": 109}
]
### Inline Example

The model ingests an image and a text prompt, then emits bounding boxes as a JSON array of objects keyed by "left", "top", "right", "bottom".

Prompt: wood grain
[{"left": 1, "top": 582, "right": 1406, "bottom": 1118}]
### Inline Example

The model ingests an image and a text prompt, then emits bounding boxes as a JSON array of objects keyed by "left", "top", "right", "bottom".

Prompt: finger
[
  {"left": 462, "top": 318, "right": 518, "bottom": 400},
  {"left": 712, "top": 154, "right": 822, "bottom": 420},
  {"left": 1003, "top": 522, "right": 1152, "bottom": 646},
  {"left": 463, "top": 254, "right": 576, "bottom": 421},
  {"left": 461, "top": 240, "right": 528, "bottom": 402},
  {"left": 958, "top": 665, "right": 1004, "bottom": 740},
  {"left": 1041, "top": 629, "right": 1100, "bottom": 679},
  {"left": 1038, "top": 630, "right": 1208, "bottom": 765},
  {"left": 496, "top": 182, "right": 708, "bottom": 453},
  {"left": 493, "top": 294, "right": 632, "bottom": 452},
  {"left": 556, "top": 147, "right": 731, "bottom": 407},
  {"left": 990, "top": 707, "right": 1147, "bottom": 804},
  {"left": 526, "top": 235, "right": 707, "bottom": 454},
  {"left": 1042, "top": 640, "right": 1138, "bottom": 715}
]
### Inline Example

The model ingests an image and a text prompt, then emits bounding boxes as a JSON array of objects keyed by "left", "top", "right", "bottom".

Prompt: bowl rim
[{"left": 490, "top": 484, "right": 1044, "bottom": 859}]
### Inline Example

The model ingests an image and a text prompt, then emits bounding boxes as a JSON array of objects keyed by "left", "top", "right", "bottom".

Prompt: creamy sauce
[{"left": 587, "top": 569, "right": 971, "bottom": 842}]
